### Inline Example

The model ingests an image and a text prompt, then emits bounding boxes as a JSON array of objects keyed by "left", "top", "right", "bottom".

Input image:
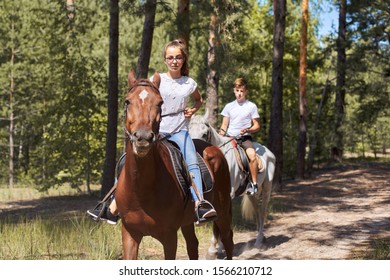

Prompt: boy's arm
[{"left": 241, "top": 118, "right": 261, "bottom": 134}]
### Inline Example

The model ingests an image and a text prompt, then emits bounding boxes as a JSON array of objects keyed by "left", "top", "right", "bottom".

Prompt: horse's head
[
  {"left": 125, "top": 70, "right": 162, "bottom": 157},
  {"left": 189, "top": 109, "right": 211, "bottom": 142}
]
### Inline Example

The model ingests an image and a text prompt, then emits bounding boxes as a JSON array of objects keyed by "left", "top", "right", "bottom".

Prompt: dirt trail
[
  {"left": 1, "top": 161, "right": 389, "bottom": 260},
  {"left": 231, "top": 162, "right": 390, "bottom": 259}
]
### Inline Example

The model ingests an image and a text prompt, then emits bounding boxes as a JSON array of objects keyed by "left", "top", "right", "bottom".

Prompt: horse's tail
[
  {"left": 241, "top": 194, "right": 257, "bottom": 222},
  {"left": 267, "top": 153, "right": 276, "bottom": 182}
]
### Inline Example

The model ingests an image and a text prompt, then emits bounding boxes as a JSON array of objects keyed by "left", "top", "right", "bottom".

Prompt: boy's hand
[{"left": 240, "top": 128, "right": 249, "bottom": 134}]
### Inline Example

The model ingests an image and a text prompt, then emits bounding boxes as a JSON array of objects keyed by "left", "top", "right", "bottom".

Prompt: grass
[
  {"left": 350, "top": 237, "right": 390, "bottom": 260},
  {"left": 0, "top": 215, "right": 215, "bottom": 260},
  {"left": 0, "top": 185, "right": 215, "bottom": 260}
]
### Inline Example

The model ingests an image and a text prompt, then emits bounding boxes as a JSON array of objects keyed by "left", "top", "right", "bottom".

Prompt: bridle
[
  {"left": 124, "top": 81, "right": 161, "bottom": 142},
  {"left": 123, "top": 80, "right": 185, "bottom": 143}
]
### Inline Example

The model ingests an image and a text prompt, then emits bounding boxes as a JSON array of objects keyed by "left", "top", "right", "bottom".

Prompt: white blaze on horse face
[{"left": 139, "top": 90, "right": 149, "bottom": 105}]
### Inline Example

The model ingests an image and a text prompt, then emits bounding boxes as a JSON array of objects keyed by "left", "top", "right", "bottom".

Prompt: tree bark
[
  {"left": 101, "top": 0, "right": 119, "bottom": 198},
  {"left": 206, "top": 0, "right": 219, "bottom": 127},
  {"left": 268, "top": 0, "right": 286, "bottom": 190},
  {"left": 296, "top": 0, "right": 308, "bottom": 179},
  {"left": 332, "top": 0, "right": 347, "bottom": 162},
  {"left": 136, "top": 0, "right": 157, "bottom": 79},
  {"left": 307, "top": 76, "right": 332, "bottom": 176},
  {"left": 177, "top": 0, "right": 190, "bottom": 46},
  {"left": 9, "top": 45, "right": 15, "bottom": 189}
]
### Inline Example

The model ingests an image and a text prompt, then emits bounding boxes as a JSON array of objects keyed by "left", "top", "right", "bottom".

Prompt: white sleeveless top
[{"left": 151, "top": 73, "right": 197, "bottom": 133}]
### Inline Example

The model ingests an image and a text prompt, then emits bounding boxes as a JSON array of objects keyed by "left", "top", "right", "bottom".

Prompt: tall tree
[
  {"left": 268, "top": 0, "right": 286, "bottom": 190},
  {"left": 206, "top": 0, "right": 220, "bottom": 127},
  {"left": 101, "top": 0, "right": 119, "bottom": 197},
  {"left": 136, "top": 0, "right": 157, "bottom": 78},
  {"left": 177, "top": 0, "right": 190, "bottom": 44},
  {"left": 332, "top": 0, "right": 346, "bottom": 161},
  {"left": 296, "top": 0, "right": 308, "bottom": 178},
  {"left": 8, "top": 35, "right": 15, "bottom": 189}
]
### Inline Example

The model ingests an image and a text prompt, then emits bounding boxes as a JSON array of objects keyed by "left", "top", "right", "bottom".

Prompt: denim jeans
[{"left": 164, "top": 130, "right": 203, "bottom": 201}]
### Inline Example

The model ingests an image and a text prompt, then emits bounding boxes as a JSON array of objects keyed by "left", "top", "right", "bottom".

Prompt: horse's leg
[
  {"left": 180, "top": 224, "right": 199, "bottom": 260},
  {"left": 214, "top": 221, "right": 234, "bottom": 260},
  {"left": 160, "top": 231, "right": 178, "bottom": 260},
  {"left": 206, "top": 225, "right": 219, "bottom": 259},
  {"left": 254, "top": 180, "right": 272, "bottom": 247},
  {"left": 121, "top": 225, "right": 142, "bottom": 260}
]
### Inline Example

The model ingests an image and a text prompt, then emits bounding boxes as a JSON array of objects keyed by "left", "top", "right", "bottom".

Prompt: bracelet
[{"left": 219, "top": 128, "right": 226, "bottom": 133}]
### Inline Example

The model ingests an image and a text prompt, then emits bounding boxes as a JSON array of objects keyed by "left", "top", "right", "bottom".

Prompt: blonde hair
[
  {"left": 234, "top": 77, "right": 248, "bottom": 89},
  {"left": 163, "top": 39, "right": 189, "bottom": 76}
]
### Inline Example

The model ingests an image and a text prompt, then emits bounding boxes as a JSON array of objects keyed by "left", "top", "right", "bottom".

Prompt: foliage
[{"left": 0, "top": 0, "right": 388, "bottom": 188}]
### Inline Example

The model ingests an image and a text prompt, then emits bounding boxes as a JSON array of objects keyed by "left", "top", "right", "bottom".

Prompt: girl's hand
[{"left": 184, "top": 107, "right": 195, "bottom": 118}]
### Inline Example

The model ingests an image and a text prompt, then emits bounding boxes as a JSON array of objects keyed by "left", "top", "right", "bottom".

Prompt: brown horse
[{"left": 115, "top": 70, "right": 233, "bottom": 260}]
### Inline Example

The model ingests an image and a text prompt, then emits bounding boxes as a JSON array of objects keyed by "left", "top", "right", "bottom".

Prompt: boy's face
[{"left": 234, "top": 86, "right": 248, "bottom": 103}]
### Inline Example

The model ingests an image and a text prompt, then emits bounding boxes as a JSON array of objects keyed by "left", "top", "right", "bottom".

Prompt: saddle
[
  {"left": 115, "top": 140, "right": 214, "bottom": 201},
  {"left": 231, "top": 139, "right": 265, "bottom": 197},
  {"left": 161, "top": 139, "right": 214, "bottom": 200}
]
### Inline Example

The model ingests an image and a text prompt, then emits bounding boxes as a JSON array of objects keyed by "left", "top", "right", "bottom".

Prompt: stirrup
[
  {"left": 195, "top": 200, "right": 217, "bottom": 226},
  {"left": 94, "top": 200, "right": 109, "bottom": 220}
]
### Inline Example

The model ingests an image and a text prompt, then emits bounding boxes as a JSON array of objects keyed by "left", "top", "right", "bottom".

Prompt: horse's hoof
[{"left": 205, "top": 252, "right": 217, "bottom": 260}]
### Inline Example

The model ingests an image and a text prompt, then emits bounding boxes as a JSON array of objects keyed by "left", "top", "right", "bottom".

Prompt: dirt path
[
  {"left": 1, "top": 161, "right": 389, "bottom": 260},
  {"left": 231, "top": 162, "right": 390, "bottom": 259}
]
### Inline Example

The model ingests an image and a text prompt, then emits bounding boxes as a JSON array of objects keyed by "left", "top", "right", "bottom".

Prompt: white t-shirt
[
  {"left": 151, "top": 73, "right": 197, "bottom": 133},
  {"left": 220, "top": 100, "right": 260, "bottom": 137}
]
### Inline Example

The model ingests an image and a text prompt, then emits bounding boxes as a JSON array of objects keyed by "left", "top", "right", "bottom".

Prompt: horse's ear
[
  {"left": 152, "top": 71, "right": 161, "bottom": 89},
  {"left": 204, "top": 107, "right": 209, "bottom": 120},
  {"left": 128, "top": 70, "right": 136, "bottom": 87}
]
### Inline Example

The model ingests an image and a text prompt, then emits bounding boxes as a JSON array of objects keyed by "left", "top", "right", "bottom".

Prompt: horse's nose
[{"left": 133, "top": 130, "right": 155, "bottom": 142}]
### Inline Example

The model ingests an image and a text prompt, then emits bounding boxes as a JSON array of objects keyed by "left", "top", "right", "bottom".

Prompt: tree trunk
[
  {"left": 101, "top": 0, "right": 119, "bottom": 198},
  {"left": 268, "top": 0, "right": 286, "bottom": 190},
  {"left": 9, "top": 45, "right": 15, "bottom": 189},
  {"left": 332, "top": 0, "right": 346, "bottom": 162},
  {"left": 177, "top": 0, "right": 190, "bottom": 46},
  {"left": 307, "top": 76, "right": 332, "bottom": 176},
  {"left": 136, "top": 0, "right": 157, "bottom": 79},
  {"left": 206, "top": 0, "right": 219, "bottom": 127},
  {"left": 296, "top": 0, "right": 308, "bottom": 179}
]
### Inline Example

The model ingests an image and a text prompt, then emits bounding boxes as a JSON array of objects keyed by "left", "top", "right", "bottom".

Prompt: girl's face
[
  {"left": 234, "top": 86, "right": 248, "bottom": 103},
  {"left": 164, "top": 46, "right": 184, "bottom": 73}
]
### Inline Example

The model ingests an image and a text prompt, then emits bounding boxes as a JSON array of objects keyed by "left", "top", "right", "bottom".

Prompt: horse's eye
[{"left": 125, "top": 100, "right": 130, "bottom": 106}]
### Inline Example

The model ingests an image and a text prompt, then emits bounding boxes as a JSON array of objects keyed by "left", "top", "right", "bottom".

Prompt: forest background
[{"left": 0, "top": 0, "right": 389, "bottom": 195}]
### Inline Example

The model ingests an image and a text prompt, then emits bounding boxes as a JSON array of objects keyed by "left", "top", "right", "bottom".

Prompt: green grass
[
  {"left": 0, "top": 213, "right": 216, "bottom": 260},
  {"left": 350, "top": 238, "right": 390, "bottom": 260},
  {"left": 0, "top": 185, "right": 215, "bottom": 260}
]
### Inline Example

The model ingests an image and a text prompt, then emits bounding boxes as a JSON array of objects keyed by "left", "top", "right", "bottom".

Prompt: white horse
[{"left": 189, "top": 111, "right": 276, "bottom": 250}]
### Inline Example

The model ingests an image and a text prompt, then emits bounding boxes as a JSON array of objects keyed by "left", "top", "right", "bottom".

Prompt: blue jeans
[{"left": 164, "top": 130, "right": 203, "bottom": 201}]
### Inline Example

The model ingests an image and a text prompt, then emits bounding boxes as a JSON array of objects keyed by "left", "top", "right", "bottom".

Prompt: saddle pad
[
  {"left": 161, "top": 139, "right": 214, "bottom": 199},
  {"left": 161, "top": 140, "right": 192, "bottom": 199},
  {"left": 196, "top": 153, "right": 214, "bottom": 194}
]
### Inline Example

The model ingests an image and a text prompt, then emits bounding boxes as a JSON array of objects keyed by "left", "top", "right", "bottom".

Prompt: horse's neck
[
  {"left": 209, "top": 127, "right": 227, "bottom": 146},
  {"left": 125, "top": 144, "right": 157, "bottom": 182}
]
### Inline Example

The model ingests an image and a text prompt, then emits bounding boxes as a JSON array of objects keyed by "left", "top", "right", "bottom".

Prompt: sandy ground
[{"left": 231, "top": 162, "right": 390, "bottom": 260}]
